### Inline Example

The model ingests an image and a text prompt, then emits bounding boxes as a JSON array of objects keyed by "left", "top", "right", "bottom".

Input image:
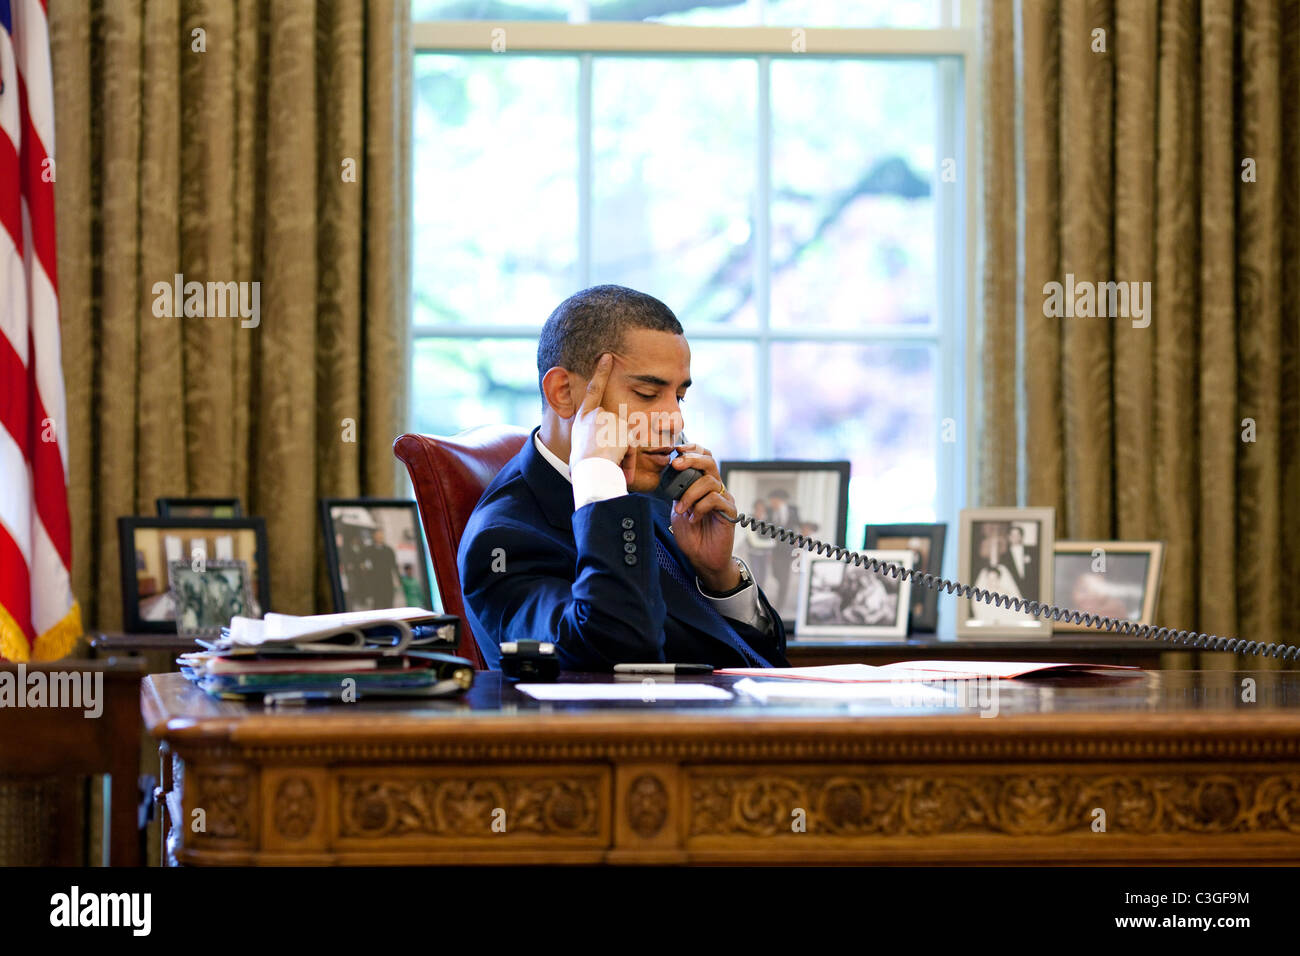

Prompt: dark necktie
[{"left": 654, "top": 537, "right": 767, "bottom": 667}]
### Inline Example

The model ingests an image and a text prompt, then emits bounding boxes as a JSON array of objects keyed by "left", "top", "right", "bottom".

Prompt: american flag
[{"left": 0, "top": 0, "right": 80, "bottom": 661}]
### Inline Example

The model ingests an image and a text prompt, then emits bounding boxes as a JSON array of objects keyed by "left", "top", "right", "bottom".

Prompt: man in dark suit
[
  {"left": 458, "top": 285, "right": 788, "bottom": 671},
  {"left": 1004, "top": 524, "right": 1038, "bottom": 600}
]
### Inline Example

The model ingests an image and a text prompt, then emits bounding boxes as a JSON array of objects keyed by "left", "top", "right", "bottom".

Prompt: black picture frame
[
  {"left": 156, "top": 497, "right": 244, "bottom": 518},
  {"left": 117, "top": 516, "right": 270, "bottom": 633},
  {"left": 718, "top": 459, "right": 851, "bottom": 628},
  {"left": 863, "top": 523, "right": 948, "bottom": 633},
  {"left": 319, "top": 498, "right": 434, "bottom": 613}
]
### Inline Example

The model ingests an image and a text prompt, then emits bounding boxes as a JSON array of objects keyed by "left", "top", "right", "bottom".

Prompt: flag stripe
[
  {"left": 0, "top": 0, "right": 77, "bottom": 660},
  {"left": 0, "top": 523, "right": 33, "bottom": 643}
]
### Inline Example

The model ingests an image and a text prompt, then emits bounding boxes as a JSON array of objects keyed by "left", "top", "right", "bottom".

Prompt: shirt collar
[{"left": 533, "top": 431, "right": 571, "bottom": 484}]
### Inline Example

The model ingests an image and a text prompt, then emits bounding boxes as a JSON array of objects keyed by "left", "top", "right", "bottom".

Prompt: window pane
[
  {"left": 413, "top": 54, "right": 578, "bottom": 327},
  {"left": 412, "top": 1, "right": 571, "bottom": 20},
  {"left": 770, "top": 343, "right": 936, "bottom": 539},
  {"left": 676, "top": 338, "right": 757, "bottom": 460},
  {"left": 770, "top": 59, "right": 938, "bottom": 330},
  {"left": 592, "top": 58, "right": 757, "bottom": 328},
  {"left": 411, "top": 1, "right": 940, "bottom": 27},
  {"left": 411, "top": 338, "right": 543, "bottom": 436},
  {"left": 765, "top": 0, "right": 940, "bottom": 27}
]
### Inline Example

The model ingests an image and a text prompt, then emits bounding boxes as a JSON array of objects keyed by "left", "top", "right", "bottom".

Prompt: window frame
[{"left": 410, "top": 4, "right": 977, "bottom": 576}]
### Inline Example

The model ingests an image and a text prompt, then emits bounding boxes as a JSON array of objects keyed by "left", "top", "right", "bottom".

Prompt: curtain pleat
[
  {"left": 49, "top": 0, "right": 411, "bottom": 627},
  {"left": 981, "top": 0, "right": 1298, "bottom": 654}
]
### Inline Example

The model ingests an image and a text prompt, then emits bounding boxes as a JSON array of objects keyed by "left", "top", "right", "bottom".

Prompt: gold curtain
[
  {"left": 48, "top": 0, "right": 412, "bottom": 630},
  {"left": 979, "top": 0, "right": 1300, "bottom": 648}
]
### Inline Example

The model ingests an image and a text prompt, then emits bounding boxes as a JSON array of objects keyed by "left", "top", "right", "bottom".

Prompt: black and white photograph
[
  {"left": 320, "top": 499, "right": 434, "bottom": 613},
  {"left": 719, "top": 460, "right": 850, "bottom": 626},
  {"left": 863, "top": 523, "right": 947, "bottom": 633},
  {"left": 795, "top": 551, "right": 913, "bottom": 639},
  {"left": 1053, "top": 541, "right": 1164, "bottom": 632},
  {"left": 117, "top": 516, "right": 270, "bottom": 633},
  {"left": 168, "top": 559, "right": 254, "bottom": 638},
  {"left": 957, "top": 507, "right": 1055, "bottom": 638}
]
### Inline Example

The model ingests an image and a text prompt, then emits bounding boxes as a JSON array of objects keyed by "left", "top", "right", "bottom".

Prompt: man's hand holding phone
[{"left": 668, "top": 443, "right": 742, "bottom": 593}]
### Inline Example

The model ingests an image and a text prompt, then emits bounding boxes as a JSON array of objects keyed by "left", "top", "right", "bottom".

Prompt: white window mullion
[
  {"left": 756, "top": 53, "right": 772, "bottom": 459},
  {"left": 579, "top": 53, "right": 593, "bottom": 288}
]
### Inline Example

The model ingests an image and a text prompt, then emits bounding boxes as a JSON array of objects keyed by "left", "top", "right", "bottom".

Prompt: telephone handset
[{"left": 653, "top": 456, "right": 1297, "bottom": 661}]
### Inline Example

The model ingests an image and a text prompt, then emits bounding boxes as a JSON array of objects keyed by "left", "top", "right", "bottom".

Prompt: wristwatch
[{"left": 699, "top": 556, "right": 752, "bottom": 598}]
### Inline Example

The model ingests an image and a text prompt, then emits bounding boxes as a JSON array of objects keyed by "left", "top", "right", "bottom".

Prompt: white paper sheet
[
  {"left": 732, "top": 677, "right": 954, "bottom": 705},
  {"left": 515, "top": 683, "right": 733, "bottom": 701}
]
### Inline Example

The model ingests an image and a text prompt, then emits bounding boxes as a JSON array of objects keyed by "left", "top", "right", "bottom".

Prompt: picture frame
[
  {"left": 863, "top": 523, "right": 947, "bottom": 633},
  {"left": 795, "top": 551, "right": 914, "bottom": 639},
  {"left": 956, "top": 507, "right": 1056, "bottom": 639},
  {"left": 117, "top": 516, "right": 270, "bottom": 633},
  {"left": 1052, "top": 541, "right": 1164, "bottom": 632},
  {"left": 320, "top": 498, "right": 434, "bottom": 613},
  {"left": 155, "top": 497, "right": 243, "bottom": 518},
  {"left": 168, "top": 558, "right": 254, "bottom": 639},
  {"left": 719, "top": 460, "right": 851, "bottom": 628}
]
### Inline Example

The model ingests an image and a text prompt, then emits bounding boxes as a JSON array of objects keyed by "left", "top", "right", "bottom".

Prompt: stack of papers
[{"left": 177, "top": 608, "right": 473, "bottom": 702}]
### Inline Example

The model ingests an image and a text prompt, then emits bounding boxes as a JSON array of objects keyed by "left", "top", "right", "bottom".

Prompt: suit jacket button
[
  {"left": 624, "top": 553, "right": 637, "bottom": 565},
  {"left": 621, "top": 517, "right": 634, "bottom": 529},
  {"left": 622, "top": 530, "right": 635, "bottom": 541},
  {"left": 624, "top": 542, "right": 636, "bottom": 554}
]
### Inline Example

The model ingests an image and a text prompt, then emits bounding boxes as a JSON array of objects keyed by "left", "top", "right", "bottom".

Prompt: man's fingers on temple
[{"left": 581, "top": 353, "right": 614, "bottom": 412}]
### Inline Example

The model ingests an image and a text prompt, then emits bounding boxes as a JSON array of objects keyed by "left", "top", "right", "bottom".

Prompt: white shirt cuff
[
  {"left": 570, "top": 456, "right": 628, "bottom": 510},
  {"left": 697, "top": 558, "right": 771, "bottom": 634}
]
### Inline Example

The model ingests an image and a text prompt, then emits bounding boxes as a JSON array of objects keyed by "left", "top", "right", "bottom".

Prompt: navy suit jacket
[{"left": 457, "top": 427, "right": 789, "bottom": 671}]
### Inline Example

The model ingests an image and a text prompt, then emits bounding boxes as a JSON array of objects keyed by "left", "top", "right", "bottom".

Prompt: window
[{"left": 410, "top": 0, "right": 974, "bottom": 583}]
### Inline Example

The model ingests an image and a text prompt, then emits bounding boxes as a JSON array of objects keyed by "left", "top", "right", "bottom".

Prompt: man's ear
[{"left": 541, "top": 366, "right": 580, "bottom": 418}]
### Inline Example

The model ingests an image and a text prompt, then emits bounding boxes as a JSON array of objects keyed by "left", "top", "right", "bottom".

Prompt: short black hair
[{"left": 536, "top": 285, "right": 684, "bottom": 402}]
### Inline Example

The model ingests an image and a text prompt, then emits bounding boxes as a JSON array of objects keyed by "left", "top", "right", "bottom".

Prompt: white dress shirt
[{"left": 534, "top": 432, "right": 772, "bottom": 634}]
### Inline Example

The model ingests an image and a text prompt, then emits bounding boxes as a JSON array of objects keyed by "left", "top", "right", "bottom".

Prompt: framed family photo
[
  {"left": 155, "top": 497, "right": 243, "bottom": 518},
  {"left": 1053, "top": 541, "right": 1164, "bottom": 632},
  {"left": 795, "top": 551, "right": 914, "bottom": 639},
  {"left": 320, "top": 499, "right": 434, "bottom": 613},
  {"left": 863, "top": 523, "right": 947, "bottom": 633},
  {"left": 118, "top": 516, "right": 270, "bottom": 633},
  {"left": 956, "top": 507, "right": 1055, "bottom": 639},
  {"left": 719, "top": 460, "right": 850, "bottom": 627}
]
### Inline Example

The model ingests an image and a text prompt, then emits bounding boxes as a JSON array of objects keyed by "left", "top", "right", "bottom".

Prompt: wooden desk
[{"left": 145, "top": 668, "right": 1300, "bottom": 866}]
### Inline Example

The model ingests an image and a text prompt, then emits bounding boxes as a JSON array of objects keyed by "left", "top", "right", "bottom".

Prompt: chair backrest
[{"left": 393, "top": 425, "right": 530, "bottom": 668}]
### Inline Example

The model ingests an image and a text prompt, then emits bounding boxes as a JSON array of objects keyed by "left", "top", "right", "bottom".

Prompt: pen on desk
[{"left": 613, "top": 663, "right": 714, "bottom": 675}]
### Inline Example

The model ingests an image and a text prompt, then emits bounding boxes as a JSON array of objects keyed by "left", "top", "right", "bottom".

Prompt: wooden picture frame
[
  {"left": 118, "top": 516, "right": 269, "bottom": 633},
  {"left": 1052, "top": 541, "right": 1164, "bottom": 632},
  {"left": 319, "top": 498, "right": 434, "bottom": 613},
  {"left": 863, "top": 523, "right": 947, "bottom": 633},
  {"left": 956, "top": 507, "right": 1055, "bottom": 639}
]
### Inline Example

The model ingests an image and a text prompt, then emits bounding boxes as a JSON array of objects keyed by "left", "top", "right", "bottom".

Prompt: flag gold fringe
[
  {"left": 0, "top": 601, "right": 83, "bottom": 662},
  {"left": 34, "top": 602, "right": 83, "bottom": 661},
  {"left": 0, "top": 603, "right": 31, "bottom": 662}
]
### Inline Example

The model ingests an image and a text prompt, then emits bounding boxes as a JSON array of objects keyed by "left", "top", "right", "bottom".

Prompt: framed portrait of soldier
[
  {"left": 956, "top": 507, "right": 1055, "bottom": 639},
  {"left": 320, "top": 499, "right": 434, "bottom": 613}
]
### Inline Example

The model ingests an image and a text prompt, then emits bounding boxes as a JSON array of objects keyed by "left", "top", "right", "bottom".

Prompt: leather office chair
[{"left": 394, "top": 425, "right": 530, "bottom": 669}]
